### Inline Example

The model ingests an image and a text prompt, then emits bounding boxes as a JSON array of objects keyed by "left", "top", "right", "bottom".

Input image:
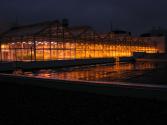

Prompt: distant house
[{"left": 140, "top": 28, "right": 167, "bottom": 53}]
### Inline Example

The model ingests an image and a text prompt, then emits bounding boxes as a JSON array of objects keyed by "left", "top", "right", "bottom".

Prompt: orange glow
[
  {"left": 0, "top": 40, "right": 158, "bottom": 61},
  {"left": 13, "top": 62, "right": 156, "bottom": 81}
]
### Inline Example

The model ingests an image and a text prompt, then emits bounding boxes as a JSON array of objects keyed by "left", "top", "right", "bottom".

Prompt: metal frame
[{"left": 0, "top": 21, "right": 158, "bottom": 62}]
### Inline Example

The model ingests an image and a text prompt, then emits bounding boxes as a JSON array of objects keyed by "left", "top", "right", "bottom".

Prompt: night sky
[{"left": 0, "top": 0, "right": 167, "bottom": 35}]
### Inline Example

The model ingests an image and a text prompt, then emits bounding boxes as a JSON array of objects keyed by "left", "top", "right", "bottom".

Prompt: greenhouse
[{"left": 0, "top": 20, "right": 158, "bottom": 61}]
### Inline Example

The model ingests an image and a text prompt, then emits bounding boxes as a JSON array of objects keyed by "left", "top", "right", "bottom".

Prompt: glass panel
[
  {"left": 64, "top": 50, "right": 71, "bottom": 59},
  {"left": 57, "top": 50, "right": 64, "bottom": 59},
  {"left": 36, "top": 49, "right": 44, "bottom": 61},
  {"left": 22, "top": 49, "right": 32, "bottom": 61},
  {"left": 51, "top": 50, "right": 58, "bottom": 60},
  {"left": 44, "top": 49, "right": 51, "bottom": 60}
]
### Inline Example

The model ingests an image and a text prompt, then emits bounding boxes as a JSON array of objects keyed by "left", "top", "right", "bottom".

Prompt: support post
[
  {"left": 33, "top": 36, "right": 36, "bottom": 61},
  {"left": 49, "top": 25, "right": 52, "bottom": 61},
  {"left": 0, "top": 39, "right": 2, "bottom": 62}
]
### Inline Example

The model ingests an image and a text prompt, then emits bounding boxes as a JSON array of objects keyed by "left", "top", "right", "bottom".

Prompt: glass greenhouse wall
[
  {"left": 0, "top": 38, "right": 158, "bottom": 61},
  {"left": 0, "top": 21, "right": 158, "bottom": 62}
]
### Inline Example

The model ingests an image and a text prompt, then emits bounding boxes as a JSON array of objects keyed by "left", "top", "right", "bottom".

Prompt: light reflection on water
[{"left": 13, "top": 62, "right": 157, "bottom": 82}]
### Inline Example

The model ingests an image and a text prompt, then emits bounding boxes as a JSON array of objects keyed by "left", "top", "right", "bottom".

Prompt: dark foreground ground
[{"left": 0, "top": 82, "right": 167, "bottom": 125}]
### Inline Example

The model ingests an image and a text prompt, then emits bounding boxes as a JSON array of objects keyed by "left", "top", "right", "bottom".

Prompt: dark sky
[{"left": 0, "top": 0, "right": 167, "bottom": 35}]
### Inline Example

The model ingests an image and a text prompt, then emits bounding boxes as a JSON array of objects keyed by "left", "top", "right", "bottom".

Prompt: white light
[{"left": 44, "top": 41, "right": 48, "bottom": 45}]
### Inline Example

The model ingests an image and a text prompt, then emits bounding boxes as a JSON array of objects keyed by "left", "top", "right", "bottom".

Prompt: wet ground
[
  {"left": 12, "top": 62, "right": 167, "bottom": 85},
  {"left": 1, "top": 62, "right": 167, "bottom": 124}
]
